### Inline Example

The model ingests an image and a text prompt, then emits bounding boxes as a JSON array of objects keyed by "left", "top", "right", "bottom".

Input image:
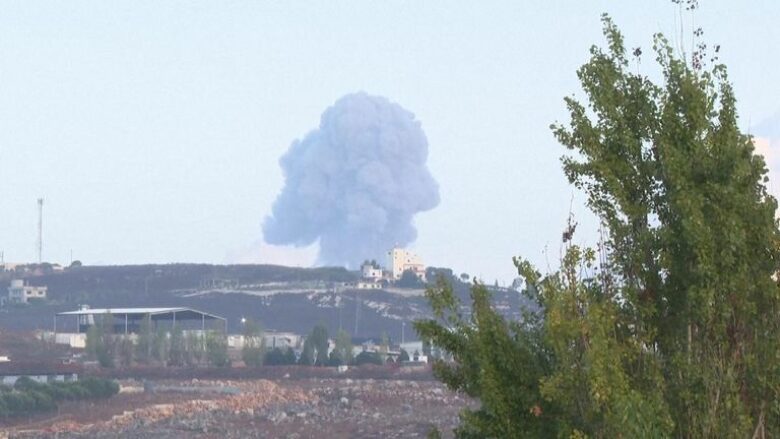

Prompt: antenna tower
[{"left": 37, "top": 198, "right": 43, "bottom": 264}]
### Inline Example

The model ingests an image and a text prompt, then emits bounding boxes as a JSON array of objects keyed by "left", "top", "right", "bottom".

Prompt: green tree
[
  {"left": 550, "top": 14, "right": 780, "bottom": 437},
  {"left": 298, "top": 339, "right": 314, "bottom": 366},
  {"left": 416, "top": 277, "right": 556, "bottom": 438},
  {"left": 152, "top": 326, "right": 168, "bottom": 365},
  {"left": 85, "top": 324, "right": 100, "bottom": 361},
  {"left": 284, "top": 347, "right": 297, "bottom": 365},
  {"left": 398, "top": 269, "right": 423, "bottom": 288},
  {"left": 331, "top": 329, "right": 353, "bottom": 365},
  {"left": 306, "top": 324, "right": 329, "bottom": 366},
  {"left": 417, "top": 14, "right": 780, "bottom": 438},
  {"left": 136, "top": 314, "right": 153, "bottom": 364},
  {"left": 241, "top": 319, "right": 265, "bottom": 367},
  {"left": 118, "top": 335, "right": 134, "bottom": 367},
  {"left": 354, "top": 351, "right": 383, "bottom": 366},
  {"left": 168, "top": 325, "right": 186, "bottom": 367},
  {"left": 379, "top": 331, "right": 390, "bottom": 364},
  {"left": 205, "top": 332, "right": 229, "bottom": 367},
  {"left": 86, "top": 314, "right": 115, "bottom": 367},
  {"left": 94, "top": 313, "right": 115, "bottom": 368},
  {"left": 264, "top": 347, "right": 287, "bottom": 365},
  {"left": 185, "top": 332, "right": 205, "bottom": 366}
]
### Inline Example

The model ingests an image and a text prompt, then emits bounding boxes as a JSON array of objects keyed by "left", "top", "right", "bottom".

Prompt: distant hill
[{"left": 0, "top": 264, "right": 532, "bottom": 342}]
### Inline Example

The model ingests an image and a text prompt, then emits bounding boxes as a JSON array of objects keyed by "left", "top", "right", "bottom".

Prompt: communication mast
[{"left": 37, "top": 198, "right": 43, "bottom": 264}]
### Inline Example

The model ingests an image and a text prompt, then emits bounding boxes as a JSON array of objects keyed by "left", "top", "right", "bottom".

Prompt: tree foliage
[
  {"left": 205, "top": 331, "right": 230, "bottom": 367},
  {"left": 136, "top": 314, "right": 153, "bottom": 363},
  {"left": 241, "top": 318, "right": 265, "bottom": 367},
  {"left": 1, "top": 378, "right": 119, "bottom": 418},
  {"left": 417, "top": 15, "right": 780, "bottom": 438},
  {"left": 329, "top": 329, "right": 353, "bottom": 366},
  {"left": 265, "top": 347, "right": 298, "bottom": 365},
  {"left": 303, "top": 324, "right": 330, "bottom": 366},
  {"left": 398, "top": 269, "right": 424, "bottom": 288}
]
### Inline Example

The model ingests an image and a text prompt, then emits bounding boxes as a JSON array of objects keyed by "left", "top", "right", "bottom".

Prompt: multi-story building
[
  {"left": 7, "top": 279, "right": 47, "bottom": 304},
  {"left": 387, "top": 247, "right": 426, "bottom": 281}
]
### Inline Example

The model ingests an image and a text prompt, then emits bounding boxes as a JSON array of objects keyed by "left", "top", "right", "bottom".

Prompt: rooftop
[{"left": 56, "top": 307, "right": 225, "bottom": 321}]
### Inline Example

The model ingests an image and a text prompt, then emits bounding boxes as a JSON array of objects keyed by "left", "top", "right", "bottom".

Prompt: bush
[
  {"left": 79, "top": 377, "right": 119, "bottom": 398},
  {"left": 27, "top": 390, "right": 56, "bottom": 412},
  {"left": 354, "top": 351, "right": 383, "bottom": 366},
  {"left": 0, "top": 377, "right": 119, "bottom": 419}
]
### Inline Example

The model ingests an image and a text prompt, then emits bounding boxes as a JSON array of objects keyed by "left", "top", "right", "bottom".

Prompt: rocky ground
[{"left": 2, "top": 377, "right": 471, "bottom": 438}]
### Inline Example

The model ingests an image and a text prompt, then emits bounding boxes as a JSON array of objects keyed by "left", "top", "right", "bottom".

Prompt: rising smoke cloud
[{"left": 263, "top": 92, "right": 440, "bottom": 268}]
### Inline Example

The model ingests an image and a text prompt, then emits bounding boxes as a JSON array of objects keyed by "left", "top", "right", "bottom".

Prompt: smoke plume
[{"left": 263, "top": 92, "right": 440, "bottom": 267}]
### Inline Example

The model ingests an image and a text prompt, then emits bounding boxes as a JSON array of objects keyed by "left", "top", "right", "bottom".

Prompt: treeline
[
  {"left": 86, "top": 315, "right": 414, "bottom": 369},
  {"left": 243, "top": 322, "right": 407, "bottom": 368},
  {"left": 86, "top": 314, "right": 229, "bottom": 368},
  {"left": 0, "top": 377, "right": 118, "bottom": 418}
]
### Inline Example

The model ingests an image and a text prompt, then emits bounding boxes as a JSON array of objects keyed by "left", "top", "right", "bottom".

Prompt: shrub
[{"left": 354, "top": 351, "right": 383, "bottom": 366}]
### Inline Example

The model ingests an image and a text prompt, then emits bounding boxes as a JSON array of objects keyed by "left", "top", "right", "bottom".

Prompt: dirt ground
[{"left": 1, "top": 377, "right": 471, "bottom": 438}]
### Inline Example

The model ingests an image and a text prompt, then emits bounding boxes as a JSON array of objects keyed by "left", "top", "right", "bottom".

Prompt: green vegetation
[
  {"left": 85, "top": 313, "right": 115, "bottom": 368},
  {"left": 328, "top": 330, "right": 354, "bottom": 366},
  {"left": 205, "top": 331, "right": 230, "bottom": 367},
  {"left": 264, "top": 347, "right": 298, "bottom": 365},
  {"left": 0, "top": 377, "right": 119, "bottom": 418},
  {"left": 398, "top": 269, "right": 424, "bottom": 288},
  {"left": 354, "top": 351, "right": 383, "bottom": 366},
  {"left": 416, "top": 14, "right": 780, "bottom": 438},
  {"left": 241, "top": 318, "right": 265, "bottom": 367},
  {"left": 299, "top": 324, "right": 329, "bottom": 366}
]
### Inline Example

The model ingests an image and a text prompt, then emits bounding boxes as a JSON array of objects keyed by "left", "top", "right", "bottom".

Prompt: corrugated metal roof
[
  {"left": 56, "top": 307, "right": 225, "bottom": 320},
  {"left": 57, "top": 307, "right": 187, "bottom": 316}
]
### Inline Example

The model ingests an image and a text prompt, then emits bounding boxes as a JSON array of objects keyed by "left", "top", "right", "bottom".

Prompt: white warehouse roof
[{"left": 57, "top": 307, "right": 224, "bottom": 321}]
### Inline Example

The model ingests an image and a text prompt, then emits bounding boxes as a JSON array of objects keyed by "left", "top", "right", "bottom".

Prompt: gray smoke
[{"left": 263, "top": 92, "right": 440, "bottom": 268}]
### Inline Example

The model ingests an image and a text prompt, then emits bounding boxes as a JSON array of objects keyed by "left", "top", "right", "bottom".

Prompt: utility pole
[
  {"left": 354, "top": 291, "right": 360, "bottom": 336},
  {"left": 37, "top": 198, "right": 43, "bottom": 264},
  {"left": 336, "top": 285, "right": 343, "bottom": 332}
]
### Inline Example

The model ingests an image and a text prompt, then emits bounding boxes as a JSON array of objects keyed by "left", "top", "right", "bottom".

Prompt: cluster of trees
[
  {"left": 238, "top": 318, "right": 299, "bottom": 367},
  {"left": 86, "top": 315, "right": 410, "bottom": 370},
  {"left": 240, "top": 323, "right": 400, "bottom": 368},
  {"left": 0, "top": 377, "right": 119, "bottom": 418},
  {"left": 417, "top": 14, "right": 780, "bottom": 438},
  {"left": 86, "top": 314, "right": 229, "bottom": 368}
]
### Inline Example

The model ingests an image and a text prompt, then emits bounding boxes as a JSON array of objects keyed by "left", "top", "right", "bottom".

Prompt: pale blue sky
[{"left": 1, "top": 1, "right": 779, "bottom": 282}]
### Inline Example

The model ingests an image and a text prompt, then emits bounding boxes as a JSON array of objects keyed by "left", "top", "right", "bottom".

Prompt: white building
[
  {"left": 228, "top": 331, "right": 302, "bottom": 350},
  {"left": 361, "top": 262, "right": 383, "bottom": 280},
  {"left": 387, "top": 247, "right": 426, "bottom": 281},
  {"left": 7, "top": 279, "right": 47, "bottom": 304},
  {"left": 264, "top": 331, "right": 302, "bottom": 349}
]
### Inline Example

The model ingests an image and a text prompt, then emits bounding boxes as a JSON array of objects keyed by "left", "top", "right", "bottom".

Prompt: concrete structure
[
  {"left": 387, "top": 247, "right": 426, "bottom": 281},
  {"left": 53, "top": 332, "right": 88, "bottom": 349},
  {"left": 0, "top": 361, "right": 79, "bottom": 386},
  {"left": 7, "top": 279, "right": 48, "bottom": 303},
  {"left": 265, "top": 331, "right": 302, "bottom": 349},
  {"left": 342, "top": 281, "right": 382, "bottom": 290},
  {"left": 228, "top": 331, "right": 302, "bottom": 350},
  {"left": 360, "top": 262, "right": 383, "bottom": 280}
]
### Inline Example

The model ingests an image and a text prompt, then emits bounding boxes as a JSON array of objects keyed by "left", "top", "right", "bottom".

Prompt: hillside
[{"left": 0, "top": 264, "right": 531, "bottom": 342}]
